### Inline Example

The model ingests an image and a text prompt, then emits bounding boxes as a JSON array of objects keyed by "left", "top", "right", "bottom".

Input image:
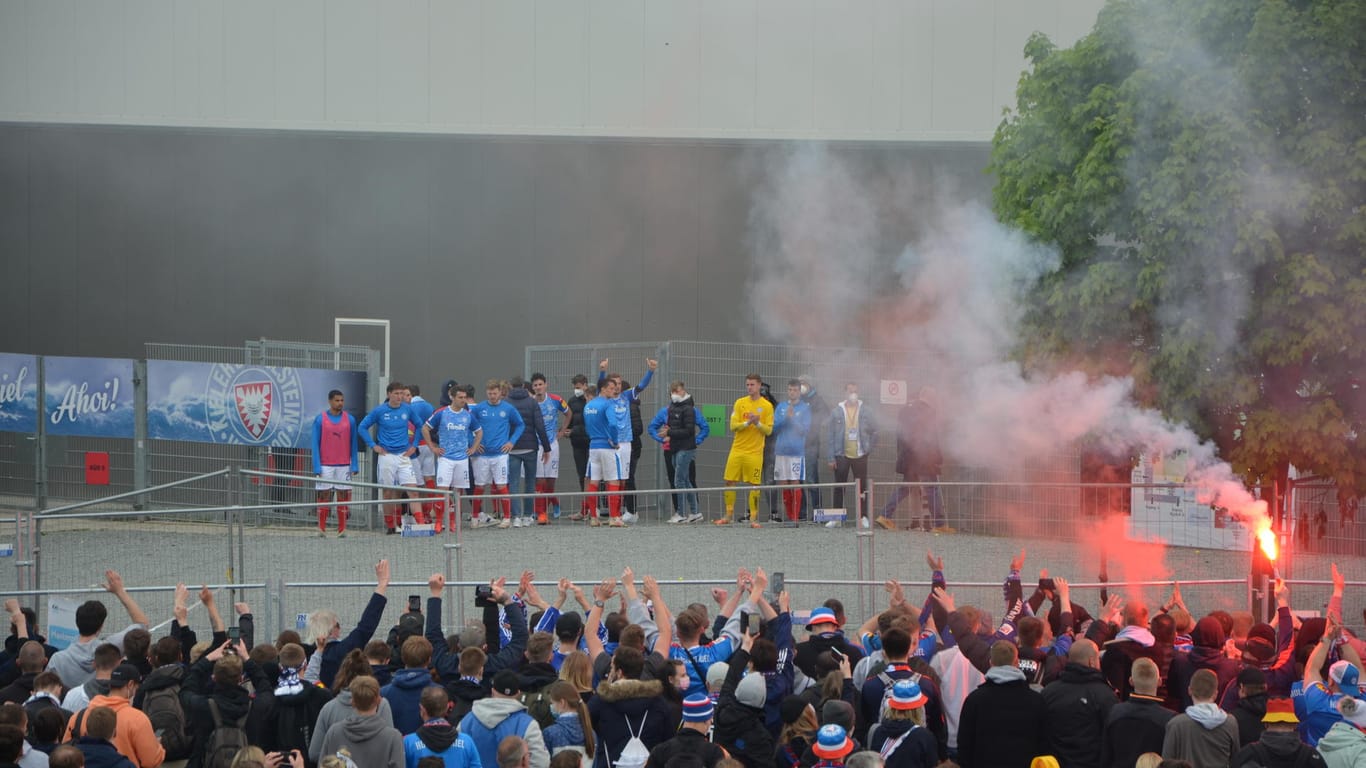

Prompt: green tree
[{"left": 991, "top": 0, "right": 1365, "bottom": 506}]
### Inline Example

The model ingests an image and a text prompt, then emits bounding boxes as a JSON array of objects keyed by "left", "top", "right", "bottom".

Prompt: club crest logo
[
  {"left": 206, "top": 365, "right": 304, "bottom": 446},
  {"left": 233, "top": 381, "right": 273, "bottom": 439}
]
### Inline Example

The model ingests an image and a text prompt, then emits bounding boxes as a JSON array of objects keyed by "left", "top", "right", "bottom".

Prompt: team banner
[
  {"left": 44, "top": 356, "right": 136, "bottom": 437},
  {"left": 147, "top": 360, "right": 366, "bottom": 448},
  {"left": 0, "top": 353, "right": 38, "bottom": 433}
]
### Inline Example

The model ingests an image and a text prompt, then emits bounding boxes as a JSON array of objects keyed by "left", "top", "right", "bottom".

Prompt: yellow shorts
[{"left": 724, "top": 452, "right": 763, "bottom": 484}]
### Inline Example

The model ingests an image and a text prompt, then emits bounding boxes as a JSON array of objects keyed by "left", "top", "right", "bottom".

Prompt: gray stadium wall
[{"left": 0, "top": 122, "right": 991, "bottom": 393}]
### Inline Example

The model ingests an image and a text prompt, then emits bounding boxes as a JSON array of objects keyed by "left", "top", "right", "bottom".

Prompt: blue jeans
[
  {"left": 673, "top": 449, "right": 699, "bottom": 514},
  {"left": 506, "top": 451, "right": 537, "bottom": 518}
]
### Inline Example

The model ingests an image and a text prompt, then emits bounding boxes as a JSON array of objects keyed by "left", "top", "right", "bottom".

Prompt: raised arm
[
  {"left": 105, "top": 570, "right": 149, "bottom": 627},
  {"left": 585, "top": 578, "right": 616, "bottom": 661},
  {"left": 641, "top": 576, "right": 672, "bottom": 652}
]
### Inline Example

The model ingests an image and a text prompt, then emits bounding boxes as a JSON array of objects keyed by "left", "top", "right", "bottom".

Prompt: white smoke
[{"left": 743, "top": 143, "right": 1269, "bottom": 525}]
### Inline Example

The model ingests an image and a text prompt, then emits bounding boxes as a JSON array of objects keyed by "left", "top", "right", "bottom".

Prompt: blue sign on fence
[
  {"left": 147, "top": 360, "right": 366, "bottom": 449},
  {"left": 44, "top": 357, "right": 136, "bottom": 438},
  {"left": 0, "top": 353, "right": 38, "bottom": 433}
]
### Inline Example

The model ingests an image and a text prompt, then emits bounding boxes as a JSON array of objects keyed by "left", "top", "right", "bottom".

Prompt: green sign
[{"left": 701, "top": 404, "right": 728, "bottom": 437}]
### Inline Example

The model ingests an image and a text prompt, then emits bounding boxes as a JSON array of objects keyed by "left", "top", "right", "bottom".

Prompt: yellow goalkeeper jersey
[{"left": 729, "top": 395, "right": 773, "bottom": 456}]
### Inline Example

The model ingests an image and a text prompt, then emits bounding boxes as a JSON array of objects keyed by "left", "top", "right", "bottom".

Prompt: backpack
[
  {"left": 522, "top": 686, "right": 556, "bottom": 728},
  {"left": 615, "top": 712, "right": 651, "bottom": 768},
  {"left": 868, "top": 670, "right": 921, "bottom": 743},
  {"left": 143, "top": 683, "right": 190, "bottom": 759},
  {"left": 205, "top": 699, "right": 251, "bottom": 768}
]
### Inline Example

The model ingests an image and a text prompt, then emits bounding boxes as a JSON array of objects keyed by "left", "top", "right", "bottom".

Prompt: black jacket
[
  {"left": 1231, "top": 730, "right": 1325, "bottom": 768},
  {"left": 1100, "top": 636, "right": 1178, "bottom": 708},
  {"left": 646, "top": 728, "right": 726, "bottom": 768},
  {"left": 180, "top": 656, "right": 273, "bottom": 768},
  {"left": 568, "top": 394, "right": 589, "bottom": 445},
  {"left": 1040, "top": 663, "right": 1118, "bottom": 768},
  {"left": 867, "top": 718, "right": 938, "bottom": 768},
  {"left": 957, "top": 670, "right": 1048, "bottom": 768},
  {"left": 447, "top": 678, "right": 486, "bottom": 723},
  {"left": 793, "top": 634, "right": 863, "bottom": 680},
  {"left": 507, "top": 388, "right": 552, "bottom": 453},
  {"left": 74, "top": 737, "right": 136, "bottom": 768},
  {"left": 1233, "top": 691, "right": 1268, "bottom": 747},
  {"left": 666, "top": 397, "right": 698, "bottom": 451},
  {"left": 263, "top": 682, "right": 334, "bottom": 765},
  {"left": 427, "top": 596, "right": 527, "bottom": 688},
  {"left": 1100, "top": 694, "right": 1174, "bottom": 768},
  {"left": 713, "top": 650, "right": 773, "bottom": 768},
  {"left": 587, "top": 678, "right": 674, "bottom": 768}
]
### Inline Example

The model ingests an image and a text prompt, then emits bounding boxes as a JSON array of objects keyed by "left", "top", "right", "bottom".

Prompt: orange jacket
[{"left": 67, "top": 693, "right": 166, "bottom": 768}]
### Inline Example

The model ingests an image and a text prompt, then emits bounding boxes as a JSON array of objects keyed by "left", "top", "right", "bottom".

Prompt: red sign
[{"left": 85, "top": 452, "right": 110, "bottom": 485}]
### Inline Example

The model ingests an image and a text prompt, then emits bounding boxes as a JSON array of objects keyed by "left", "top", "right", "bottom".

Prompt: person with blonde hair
[
  {"left": 541, "top": 681, "right": 594, "bottom": 760},
  {"left": 558, "top": 653, "right": 593, "bottom": 704},
  {"left": 1134, "top": 754, "right": 1162, "bottom": 768},
  {"left": 319, "top": 676, "right": 404, "bottom": 768},
  {"left": 228, "top": 745, "right": 268, "bottom": 768},
  {"left": 775, "top": 697, "right": 818, "bottom": 768}
]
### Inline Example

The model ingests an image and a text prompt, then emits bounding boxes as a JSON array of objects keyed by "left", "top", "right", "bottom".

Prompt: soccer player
[
  {"left": 772, "top": 379, "right": 811, "bottom": 524},
  {"left": 469, "top": 379, "right": 526, "bottom": 529},
  {"left": 406, "top": 384, "right": 437, "bottom": 523},
  {"left": 582, "top": 378, "right": 627, "bottom": 527},
  {"left": 311, "top": 389, "right": 359, "bottom": 537},
  {"left": 359, "top": 381, "right": 426, "bottom": 534},
  {"left": 597, "top": 357, "right": 657, "bottom": 523},
  {"left": 718, "top": 373, "right": 773, "bottom": 528},
  {"left": 423, "top": 384, "right": 485, "bottom": 531},
  {"left": 531, "top": 373, "right": 570, "bottom": 524}
]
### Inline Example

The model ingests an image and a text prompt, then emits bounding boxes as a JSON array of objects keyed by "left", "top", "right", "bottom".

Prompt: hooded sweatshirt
[
  {"left": 309, "top": 689, "right": 396, "bottom": 762},
  {"left": 46, "top": 625, "right": 142, "bottom": 689},
  {"left": 1168, "top": 617, "right": 1241, "bottom": 709},
  {"left": 1230, "top": 729, "right": 1325, "bottom": 768},
  {"left": 459, "top": 697, "right": 550, "bottom": 768},
  {"left": 1162, "top": 702, "right": 1240, "bottom": 767},
  {"left": 382, "top": 667, "right": 436, "bottom": 734},
  {"left": 66, "top": 694, "right": 165, "bottom": 768},
  {"left": 1316, "top": 721, "right": 1366, "bottom": 768},
  {"left": 957, "top": 665, "right": 1047, "bottom": 768},
  {"left": 318, "top": 713, "right": 405, "bottom": 768},
  {"left": 402, "top": 718, "right": 480, "bottom": 768}
]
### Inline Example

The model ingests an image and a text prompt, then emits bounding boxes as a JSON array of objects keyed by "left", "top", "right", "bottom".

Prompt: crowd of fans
[{"left": 2, "top": 555, "right": 1365, "bottom": 768}]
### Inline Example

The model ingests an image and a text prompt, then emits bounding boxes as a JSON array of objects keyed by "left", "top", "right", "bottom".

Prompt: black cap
[
  {"left": 491, "top": 669, "right": 520, "bottom": 697},
  {"left": 110, "top": 664, "right": 142, "bottom": 687},
  {"left": 1238, "top": 666, "right": 1267, "bottom": 686}
]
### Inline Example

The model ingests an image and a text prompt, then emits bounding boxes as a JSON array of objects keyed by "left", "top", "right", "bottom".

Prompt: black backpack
[
  {"left": 143, "top": 683, "right": 191, "bottom": 759},
  {"left": 205, "top": 699, "right": 250, "bottom": 768}
]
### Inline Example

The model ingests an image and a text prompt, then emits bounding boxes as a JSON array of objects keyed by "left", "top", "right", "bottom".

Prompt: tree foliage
[{"left": 991, "top": 0, "right": 1365, "bottom": 497}]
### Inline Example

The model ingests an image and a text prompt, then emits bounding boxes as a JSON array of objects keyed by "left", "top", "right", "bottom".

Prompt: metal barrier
[{"left": 4, "top": 583, "right": 273, "bottom": 646}]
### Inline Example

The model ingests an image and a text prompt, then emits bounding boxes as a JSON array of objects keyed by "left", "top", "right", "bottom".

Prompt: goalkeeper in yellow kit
[{"left": 716, "top": 373, "right": 773, "bottom": 527}]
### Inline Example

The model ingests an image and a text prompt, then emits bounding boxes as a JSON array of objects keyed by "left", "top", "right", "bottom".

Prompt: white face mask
[
  {"left": 671, "top": 393, "right": 686, "bottom": 403},
  {"left": 573, "top": 388, "right": 584, "bottom": 398}
]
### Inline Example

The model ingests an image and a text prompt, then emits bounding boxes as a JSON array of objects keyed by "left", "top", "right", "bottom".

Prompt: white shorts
[
  {"left": 588, "top": 448, "right": 622, "bottom": 483},
  {"left": 471, "top": 454, "right": 509, "bottom": 486},
  {"left": 435, "top": 457, "right": 471, "bottom": 490},
  {"left": 316, "top": 465, "right": 352, "bottom": 491},
  {"left": 537, "top": 442, "right": 560, "bottom": 479},
  {"left": 616, "top": 443, "right": 633, "bottom": 480},
  {"left": 377, "top": 453, "right": 418, "bottom": 487},
  {"left": 415, "top": 444, "right": 436, "bottom": 479},
  {"left": 775, "top": 455, "right": 806, "bottom": 482}
]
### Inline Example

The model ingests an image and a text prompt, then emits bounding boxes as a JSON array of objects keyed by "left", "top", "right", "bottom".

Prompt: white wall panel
[
  {"left": 325, "top": 0, "right": 378, "bottom": 123},
  {"left": 930, "top": 0, "right": 994, "bottom": 134},
  {"left": 642, "top": 0, "right": 700, "bottom": 132},
  {"left": 755, "top": 0, "right": 813, "bottom": 131},
  {"left": 0, "top": 0, "right": 1104, "bottom": 141},
  {"left": 588, "top": 0, "right": 644, "bottom": 128},
  {"left": 222, "top": 0, "right": 274, "bottom": 122},
  {"left": 482, "top": 0, "right": 535, "bottom": 127},
  {"left": 76, "top": 1, "right": 124, "bottom": 117},
  {"left": 535, "top": 0, "right": 588, "bottom": 128},
  {"left": 124, "top": 0, "right": 175, "bottom": 118},
  {"left": 375, "top": 0, "right": 430, "bottom": 125},
  {"left": 698, "top": 0, "right": 757, "bottom": 131},
  {"left": 812, "top": 0, "right": 874, "bottom": 132},
  {"left": 274, "top": 0, "right": 327, "bottom": 123},
  {"left": 0, "top": 0, "right": 29, "bottom": 115},
  {"left": 429, "top": 0, "right": 481, "bottom": 127}
]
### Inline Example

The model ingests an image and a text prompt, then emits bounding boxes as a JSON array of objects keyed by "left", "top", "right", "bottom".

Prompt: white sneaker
[
  {"left": 498, "top": 518, "right": 512, "bottom": 529},
  {"left": 667, "top": 513, "right": 686, "bottom": 524},
  {"left": 474, "top": 515, "right": 497, "bottom": 528},
  {"left": 686, "top": 513, "right": 703, "bottom": 524},
  {"left": 621, "top": 511, "right": 638, "bottom": 524},
  {"left": 825, "top": 520, "right": 841, "bottom": 528}
]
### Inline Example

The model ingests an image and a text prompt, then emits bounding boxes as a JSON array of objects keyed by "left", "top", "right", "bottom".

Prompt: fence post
[
  {"left": 276, "top": 578, "right": 287, "bottom": 644},
  {"left": 133, "top": 360, "right": 148, "bottom": 511},
  {"left": 226, "top": 465, "right": 240, "bottom": 602}
]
